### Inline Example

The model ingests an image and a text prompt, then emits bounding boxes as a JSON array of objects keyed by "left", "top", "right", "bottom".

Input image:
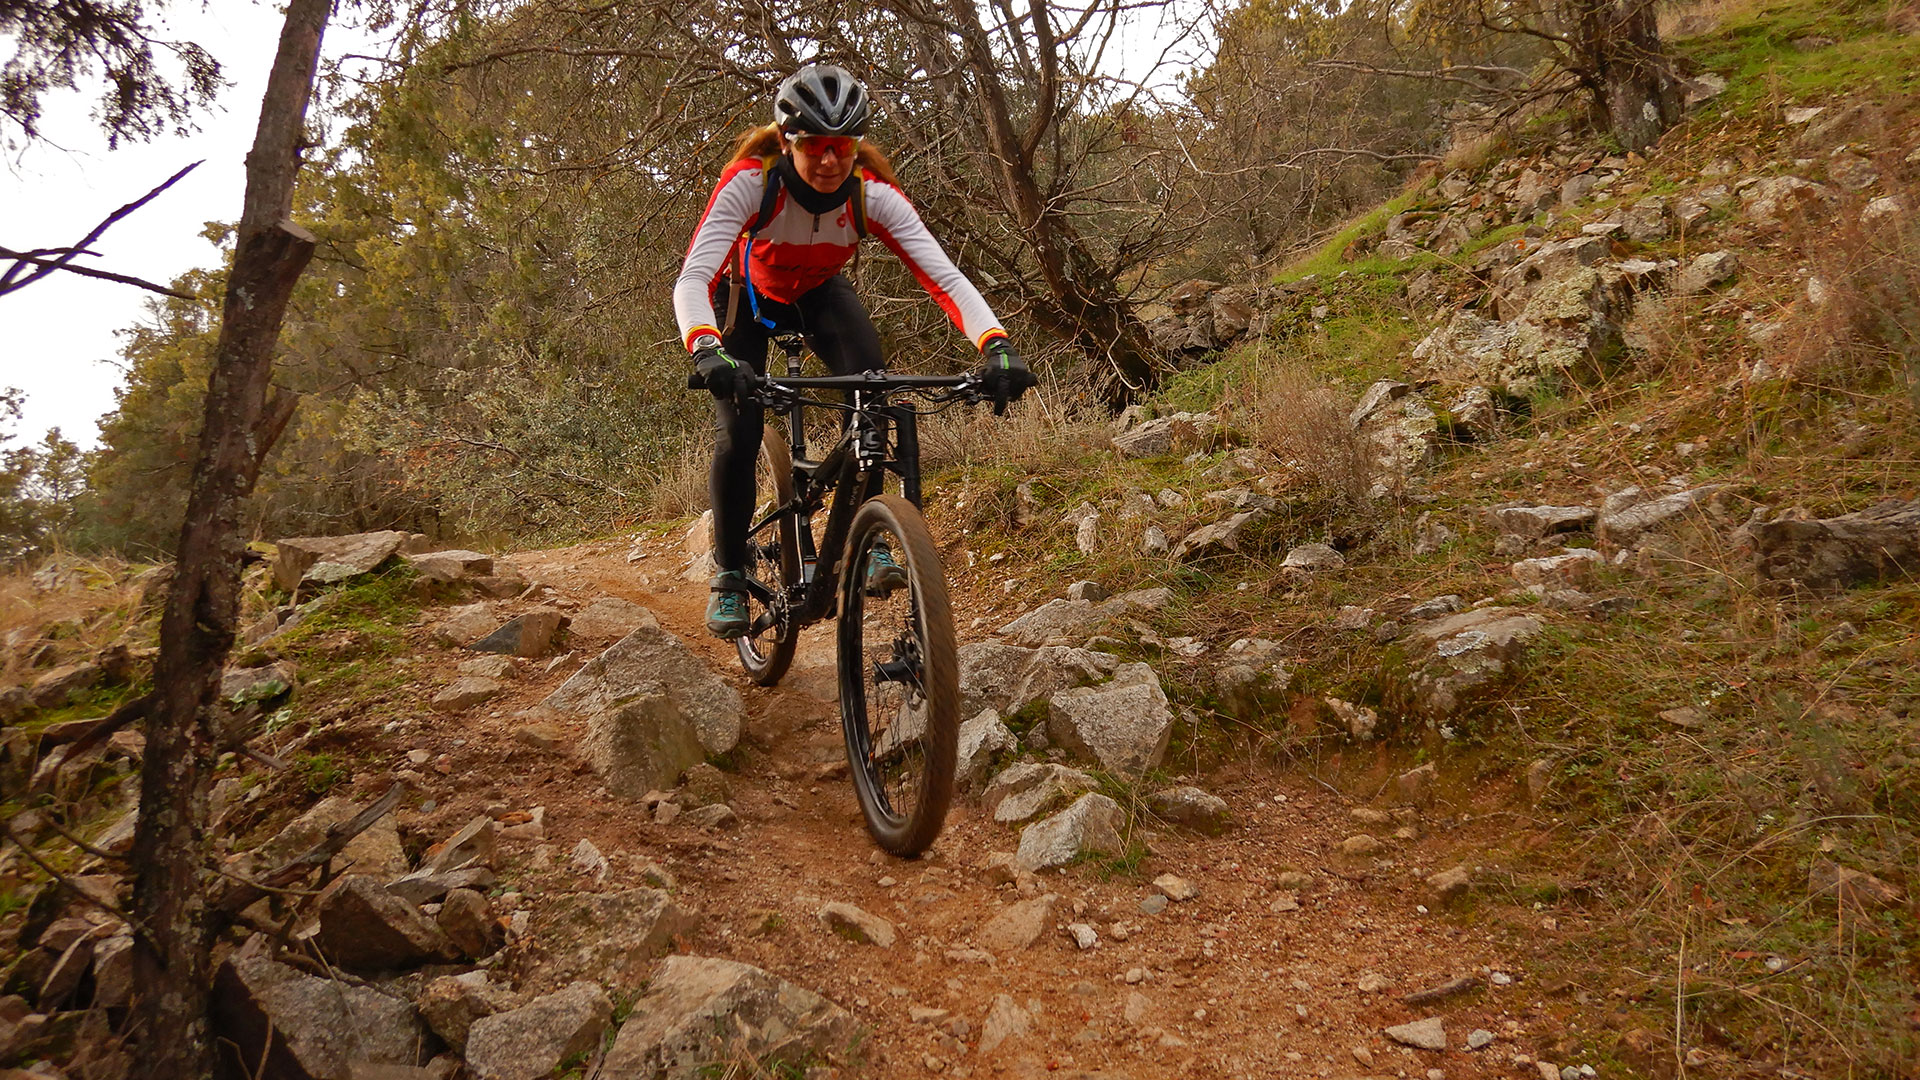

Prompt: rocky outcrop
[
  {"left": 530, "top": 889, "right": 697, "bottom": 989},
  {"left": 212, "top": 948, "right": 433, "bottom": 1079},
  {"left": 464, "top": 982, "right": 612, "bottom": 1080},
  {"left": 1744, "top": 500, "right": 1920, "bottom": 592},
  {"left": 1016, "top": 792, "right": 1126, "bottom": 870},
  {"left": 982, "top": 763, "right": 1098, "bottom": 823},
  {"left": 272, "top": 530, "right": 415, "bottom": 592},
  {"left": 1401, "top": 607, "right": 1547, "bottom": 719}
]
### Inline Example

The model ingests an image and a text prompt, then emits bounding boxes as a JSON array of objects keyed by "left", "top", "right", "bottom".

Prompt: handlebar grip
[{"left": 687, "top": 370, "right": 707, "bottom": 391}]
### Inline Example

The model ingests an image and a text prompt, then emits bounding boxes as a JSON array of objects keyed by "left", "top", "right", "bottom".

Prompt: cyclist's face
[{"left": 787, "top": 133, "right": 855, "bottom": 194}]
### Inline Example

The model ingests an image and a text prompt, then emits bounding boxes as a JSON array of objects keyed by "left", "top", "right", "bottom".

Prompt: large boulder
[
  {"left": 1743, "top": 500, "right": 1920, "bottom": 593},
  {"left": 955, "top": 710, "right": 1017, "bottom": 793},
  {"left": 958, "top": 641, "right": 1122, "bottom": 715},
  {"left": 404, "top": 549, "right": 493, "bottom": 582},
  {"left": 585, "top": 691, "right": 705, "bottom": 799},
  {"left": 599, "top": 956, "right": 857, "bottom": 1077},
  {"left": 1401, "top": 608, "right": 1546, "bottom": 719},
  {"left": 465, "top": 982, "right": 613, "bottom": 1080},
  {"left": 1016, "top": 793, "right": 1125, "bottom": 871},
  {"left": 267, "top": 795, "right": 409, "bottom": 879},
  {"left": 1046, "top": 663, "right": 1173, "bottom": 779},
  {"left": 530, "top": 889, "right": 697, "bottom": 989},
  {"left": 1491, "top": 236, "right": 1611, "bottom": 321},
  {"left": 212, "top": 948, "right": 433, "bottom": 1079},
  {"left": 312, "top": 877, "right": 456, "bottom": 973},
  {"left": 418, "top": 971, "right": 519, "bottom": 1054},
  {"left": 272, "top": 531, "right": 412, "bottom": 592},
  {"left": 544, "top": 625, "right": 744, "bottom": 755}
]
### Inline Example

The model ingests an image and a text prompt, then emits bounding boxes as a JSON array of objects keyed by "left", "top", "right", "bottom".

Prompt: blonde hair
[{"left": 729, "top": 122, "right": 901, "bottom": 188}]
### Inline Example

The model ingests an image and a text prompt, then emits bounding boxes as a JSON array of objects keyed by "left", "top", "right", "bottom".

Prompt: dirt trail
[{"left": 390, "top": 536, "right": 1576, "bottom": 1079}]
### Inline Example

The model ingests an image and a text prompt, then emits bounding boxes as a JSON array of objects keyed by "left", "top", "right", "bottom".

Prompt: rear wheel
[
  {"left": 736, "top": 429, "right": 800, "bottom": 685},
  {"left": 836, "top": 493, "right": 958, "bottom": 856}
]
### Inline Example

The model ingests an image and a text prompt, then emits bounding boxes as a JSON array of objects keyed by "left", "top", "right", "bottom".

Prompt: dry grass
[
  {"left": 0, "top": 552, "right": 154, "bottom": 690},
  {"left": 646, "top": 437, "right": 712, "bottom": 521},
  {"left": 1231, "top": 353, "right": 1373, "bottom": 509},
  {"left": 915, "top": 385, "right": 1111, "bottom": 476}
]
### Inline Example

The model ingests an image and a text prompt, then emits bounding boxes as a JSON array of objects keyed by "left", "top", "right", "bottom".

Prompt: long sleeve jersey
[{"left": 673, "top": 157, "right": 1007, "bottom": 352}]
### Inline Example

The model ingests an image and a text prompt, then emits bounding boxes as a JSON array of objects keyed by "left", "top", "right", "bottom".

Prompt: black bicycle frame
[{"left": 741, "top": 338, "right": 965, "bottom": 630}]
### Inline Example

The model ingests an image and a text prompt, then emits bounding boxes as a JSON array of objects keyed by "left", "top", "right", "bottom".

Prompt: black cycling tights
[{"left": 711, "top": 274, "right": 883, "bottom": 572}]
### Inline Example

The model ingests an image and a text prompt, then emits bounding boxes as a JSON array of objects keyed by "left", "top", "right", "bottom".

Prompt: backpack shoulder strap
[
  {"left": 849, "top": 166, "right": 868, "bottom": 240},
  {"left": 745, "top": 155, "right": 783, "bottom": 238}
]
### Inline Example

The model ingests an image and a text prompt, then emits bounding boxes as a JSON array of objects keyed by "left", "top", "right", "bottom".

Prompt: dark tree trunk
[
  {"left": 127, "top": 1, "right": 329, "bottom": 1075},
  {"left": 932, "top": 0, "right": 1164, "bottom": 412},
  {"left": 1575, "top": 0, "right": 1683, "bottom": 152}
]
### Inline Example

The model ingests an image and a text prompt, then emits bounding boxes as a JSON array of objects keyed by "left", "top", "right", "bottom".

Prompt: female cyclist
[{"left": 674, "top": 62, "right": 1034, "bottom": 638}]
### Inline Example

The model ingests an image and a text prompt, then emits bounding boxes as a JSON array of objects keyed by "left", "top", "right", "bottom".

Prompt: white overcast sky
[
  {"left": 1, "top": 2, "right": 1203, "bottom": 451},
  {"left": 1, "top": 2, "right": 380, "bottom": 450}
]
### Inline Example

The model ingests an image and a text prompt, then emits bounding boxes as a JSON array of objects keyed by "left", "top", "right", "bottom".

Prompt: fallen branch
[
  {"left": 0, "top": 819, "right": 144, "bottom": 933},
  {"left": 1402, "top": 974, "right": 1484, "bottom": 1006},
  {"left": 212, "top": 781, "right": 405, "bottom": 916}
]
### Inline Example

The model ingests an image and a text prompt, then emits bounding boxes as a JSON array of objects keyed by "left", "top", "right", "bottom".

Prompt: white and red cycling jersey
[{"left": 673, "top": 157, "right": 1007, "bottom": 352}]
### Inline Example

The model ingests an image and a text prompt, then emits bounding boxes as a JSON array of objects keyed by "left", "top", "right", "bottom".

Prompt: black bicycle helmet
[{"left": 773, "top": 63, "right": 871, "bottom": 137}]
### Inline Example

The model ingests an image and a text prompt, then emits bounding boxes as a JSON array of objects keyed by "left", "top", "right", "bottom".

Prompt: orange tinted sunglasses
[{"left": 789, "top": 133, "right": 857, "bottom": 157}]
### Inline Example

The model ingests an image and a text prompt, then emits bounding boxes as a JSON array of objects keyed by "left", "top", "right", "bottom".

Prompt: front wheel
[
  {"left": 736, "top": 429, "right": 801, "bottom": 685},
  {"left": 836, "top": 494, "right": 959, "bottom": 856}
]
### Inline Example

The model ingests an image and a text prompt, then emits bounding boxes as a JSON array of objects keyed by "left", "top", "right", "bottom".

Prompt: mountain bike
[{"left": 700, "top": 336, "right": 988, "bottom": 856}]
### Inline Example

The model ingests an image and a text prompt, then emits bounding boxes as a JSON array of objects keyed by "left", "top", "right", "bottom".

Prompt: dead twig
[{"left": 211, "top": 781, "right": 404, "bottom": 916}]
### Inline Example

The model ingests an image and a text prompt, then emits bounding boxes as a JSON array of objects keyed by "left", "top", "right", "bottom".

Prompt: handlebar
[{"left": 689, "top": 368, "right": 995, "bottom": 412}]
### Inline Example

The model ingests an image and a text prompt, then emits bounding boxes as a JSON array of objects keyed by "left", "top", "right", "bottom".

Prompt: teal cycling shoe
[
  {"left": 706, "top": 571, "right": 751, "bottom": 638},
  {"left": 865, "top": 545, "right": 909, "bottom": 597}
]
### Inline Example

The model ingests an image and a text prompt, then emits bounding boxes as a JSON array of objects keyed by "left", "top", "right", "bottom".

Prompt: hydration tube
[{"left": 743, "top": 239, "right": 778, "bottom": 330}]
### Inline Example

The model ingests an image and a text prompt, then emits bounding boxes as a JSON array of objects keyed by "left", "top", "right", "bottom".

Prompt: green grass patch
[{"left": 1276, "top": 185, "right": 1429, "bottom": 283}]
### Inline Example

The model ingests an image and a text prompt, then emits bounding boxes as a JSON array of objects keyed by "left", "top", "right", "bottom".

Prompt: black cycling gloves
[
  {"left": 978, "top": 337, "right": 1036, "bottom": 413},
  {"left": 690, "top": 340, "right": 756, "bottom": 399}
]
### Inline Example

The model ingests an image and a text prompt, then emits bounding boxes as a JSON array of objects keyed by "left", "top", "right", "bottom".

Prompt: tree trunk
[
  {"left": 937, "top": 0, "right": 1162, "bottom": 411},
  {"left": 1577, "top": 0, "right": 1682, "bottom": 152},
  {"left": 127, "top": 1, "right": 329, "bottom": 1075}
]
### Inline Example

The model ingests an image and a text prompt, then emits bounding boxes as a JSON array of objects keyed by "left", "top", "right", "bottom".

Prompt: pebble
[
  {"left": 1490, "top": 971, "right": 1514, "bottom": 985},
  {"left": 1384, "top": 1016, "right": 1447, "bottom": 1051},
  {"left": 1340, "top": 834, "right": 1383, "bottom": 856},
  {"left": 1468, "top": 1029, "right": 1495, "bottom": 1049},
  {"left": 1066, "top": 923, "right": 1098, "bottom": 950},
  {"left": 1124, "top": 967, "right": 1148, "bottom": 984},
  {"left": 1151, "top": 873, "right": 1199, "bottom": 902},
  {"left": 1268, "top": 896, "right": 1300, "bottom": 914},
  {"left": 1357, "top": 972, "right": 1392, "bottom": 993},
  {"left": 1138, "top": 894, "right": 1169, "bottom": 915},
  {"left": 1351, "top": 1047, "right": 1374, "bottom": 1067}
]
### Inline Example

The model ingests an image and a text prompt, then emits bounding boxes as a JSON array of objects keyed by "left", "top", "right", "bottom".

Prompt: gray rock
[
  {"left": 1446, "top": 385, "right": 1501, "bottom": 442},
  {"left": 434, "top": 602, "right": 496, "bottom": 647},
  {"left": 89, "top": 932, "right": 134, "bottom": 1009},
  {"left": 1325, "top": 697, "right": 1378, "bottom": 740},
  {"left": 957, "top": 642, "right": 1043, "bottom": 715},
  {"left": 994, "top": 599, "right": 1128, "bottom": 647},
  {"left": 1349, "top": 379, "right": 1413, "bottom": 427},
  {"left": 1142, "top": 525, "right": 1170, "bottom": 556},
  {"left": 1744, "top": 499, "right": 1920, "bottom": 592},
  {"left": 1742, "top": 175, "right": 1834, "bottom": 226},
  {"left": 1412, "top": 512, "right": 1457, "bottom": 555},
  {"left": 436, "top": 888, "right": 499, "bottom": 959},
  {"left": 1861, "top": 195, "right": 1904, "bottom": 227},
  {"left": 599, "top": 956, "right": 856, "bottom": 1076},
  {"left": 221, "top": 661, "right": 295, "bottom": 705},
  {"left": 956, "top": 710, "right": 1017, "bottom": 792},
  {"left": 544, "top": 624, "right": 744, "bottom": 755},
  {"left": 1596, "top": 486, "right": 1722, "bottom": 546},
  {"left": 681, "top": 803, "right": 737, "bottom": 829},
  {"left": 568, "top": 597, "right": 658, "bottom": 640},
  {"left": 1016, "top": 793, "right": 1125, "bottom": 871},
  {"left": 1397, "top": 762, "right": 1438, "bottom": 806},
  {"left": 979, "top": 994, "right": 1033, "bottom": 1054},
  {"left": 465, "top": 982, "right": 613, "bottom": 1080},
  {"left": 982, "top": 763, "right": 1098, "bottom": 823},
  {"left": 1280, "top": 543, "right": 1344, "bottom": 572},
  {"left": 272, "top": 530, "right": 411, "bottom": 591},
  {"left": 1046, "top": 663, "right": 1173, "bottom": 778},
  {"left": 1492, "top": 505, "right": 1596, "bottom": 539},
  {"left": 419, "top": 971, "right": 517, "bottom": 1054},
  {"left": 1146, "top": 786, "right": 1230, "bottom": 834},
  {"left": 1469, "top": 1028, "right": 1496, "bottom": 1050},
  {"left": 1151, "top": 873, "right": 1199, "bottom": 902},
  {"left": 1510, "top": 549, "right": 1604, "bottom": 588},
  {"left": 1428, "top": 865, "right": 1473, "bottom": 905},
  {"left": 261, "top": 795, "right": 409, "bottom": 879},
  {"left": 212, "top": 948, "right": 431, "bottom": 1078},
  {"left": 404, "top": 549, "right": 493, "bottom": 582},
  {"left": 818, "top": 902, "right": 896, "bottom": 947},
  {"left": 585, "top": 690, "right": 704, "bottom": 800},
  {"left": 458, "top": 655, "right": 515, "bottom": 679},
  {"left": 1172, "top": 509, "right": 1268, "bottom": 562},
  {"left": 1385, "top": 1015, "right": 1448, "bottom": 1051},
  {"left": 386, "top": 863, "right": 499, "bottom": 907},
  {"left": 313, "top": 877, "right": 455, "bottom": 972},
  {"left": 1066, "top": 579, "right": 1110, "bottom": 602},
  {"left": 1138, "top": 893, "right": 1168, "bottom": 915},
  {"left": 421, "top": 815, "right": 498, "bottom": 874},
  {"left": 28, "top": 662, "right": 102, "bottom": 708},
  {"left": 1622, "top": 197, "right": 1669, "bottom": 242},
  {"left": 1672, "top": 250, "right": 1740, "bottom": 294},
  {"left": 1406, "top": 595, "right": 1464, "bottom": 620},
  {"left": 431, "top": 676, "right": 502, "bottom": 712},
  {"left": 1404, "top": 608, "right": 1546, "bottom": 718},
  {"left": 976, "top": 894, "right": 1058, "bottom": 952},
  {"left": 469, "top": 608, "right": 569, "bottom": 658},
  {"left": 1112, "top": 412, "right": 1217, "bottom": 458},
  {"left": 531, "top": 889, "right": 697, "bottom": 988}
]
